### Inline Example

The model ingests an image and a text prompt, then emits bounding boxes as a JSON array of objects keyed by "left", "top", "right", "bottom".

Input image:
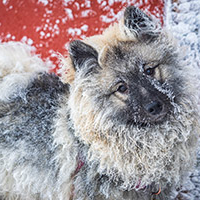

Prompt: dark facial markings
[
  {"left": 104, "top": 61, "right": 172, "bottom": 126},
  {"left": 110, "top": 63, "right": 160, "bottom": 101}
]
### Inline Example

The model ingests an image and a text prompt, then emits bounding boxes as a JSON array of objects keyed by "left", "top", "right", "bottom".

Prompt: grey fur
[
  {"left": 68, "top": 39, "right": 198, "bottom": 199},
  {"left": 124, "top": 6, "right": 160, "bottom": 42},
  {"left": 0, "top": 72, "right": 69, "bottom": 172}
]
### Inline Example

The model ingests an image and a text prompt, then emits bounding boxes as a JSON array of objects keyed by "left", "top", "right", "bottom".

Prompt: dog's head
[
  {"left": 66, "top": 6, "right": 199, "bottom": 191},
  {"left": 68, "top": 6, "right": 181, "bottom": 134}
]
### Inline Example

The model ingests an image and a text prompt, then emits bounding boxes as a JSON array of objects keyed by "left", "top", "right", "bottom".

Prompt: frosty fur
[{"left": 0, "top": 6, "right": 200, "bottom": 200}]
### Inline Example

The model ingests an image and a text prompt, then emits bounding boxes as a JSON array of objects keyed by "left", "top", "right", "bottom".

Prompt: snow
[
  {"left": 68, "top": 28, "right": 82, "bottom": 36},
  {"left": 63, "top": 0, "right": 75, "bottom": 6},
  {"left": 81, "top": 9, "right": 95, "bottom": 17},
  {"left": 55, "top": 19, "right": 60, "bottom": 24},
  {"left": 21, "top": 36, "right": 33, "bottom": 45},
  {"left": 2, "top": 0, "right": 8, "bottom": 5},
  {"left": 40, "top": 31, "right": 45, "bottom": 38},
  {"left": 100, "top": 8, "right": 123, "bottom": 23},
  {"left": 85, "top": 0, "right": 91, "bottom": 8},
  {"left": 166, "top": 0, "right": 200, "bottom": 199},
  {"left": 81, "top": 24, "right": 89, "bottom": 32},
  {"left": 38, "top": 0, "right": 49, "bottom": 6},
  {"left": 97, "top": 0, "right": 104, "bottom": 4},
  {"left": 46, "top": 33, "right": 51, "bottom": 38},
  {"left": 6, "top": 33, "right": 11, "bottom": 38},
  {"left": 64, "top": 8, "right": 74, "bottom": 20},
  {"left": 108, "top": 0, "right": 114, "bottom": 6}
]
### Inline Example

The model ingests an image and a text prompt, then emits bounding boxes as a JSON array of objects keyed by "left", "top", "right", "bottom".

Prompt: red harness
[
  {"left": 74, "top": 159, "right": 85, "bottom": 175},
  {"left": 71, "top": 160, "right": 161, "bottom": 198}
]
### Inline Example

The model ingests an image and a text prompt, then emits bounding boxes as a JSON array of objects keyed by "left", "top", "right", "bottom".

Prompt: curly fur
[
  {"left": 0, "top": 42, "right": 48, "bottom": 102},
  {"left": 0, "top": 6, "right": 200, "bottom": 200},
  {"left": 68, "top": 40, "right": 199, "bottom": 199}
]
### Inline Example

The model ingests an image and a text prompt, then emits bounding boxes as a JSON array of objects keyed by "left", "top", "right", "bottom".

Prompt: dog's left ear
[
  {"left": 124, "top": 6, "right": 160, "bottom": 42},
  {"left": 69, "top": 40, "right": 99, "bottom": 73}
]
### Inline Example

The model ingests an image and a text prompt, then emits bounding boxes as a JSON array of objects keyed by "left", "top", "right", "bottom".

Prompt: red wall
[{"left": 0, "top": 0, "right": 164, "bottom": 72}]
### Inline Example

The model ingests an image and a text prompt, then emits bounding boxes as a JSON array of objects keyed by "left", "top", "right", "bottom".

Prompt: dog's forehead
[{"left": 102, "top": 40, "right": 169, "bottom": 71}]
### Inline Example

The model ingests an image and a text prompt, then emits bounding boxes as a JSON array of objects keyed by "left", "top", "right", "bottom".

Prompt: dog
[{"left": 0, "top": 6, "right": 199, "bottom": 200}]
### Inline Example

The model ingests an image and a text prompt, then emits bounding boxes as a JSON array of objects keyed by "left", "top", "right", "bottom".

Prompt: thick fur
[{"left": 0, "top": 6, "right": 200, "bottom": 200}]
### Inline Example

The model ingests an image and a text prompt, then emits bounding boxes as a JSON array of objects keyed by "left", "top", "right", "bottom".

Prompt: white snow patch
[
  {"left": 100, "top": 9, "right": 123, "bottom": 23},
  {"left": 63, "top": 0, "right": 74, "bottom": 6},
  {"left": 21, "top": 36, "right": 33, "bottom": 46},
  {"left": 38, "top": 0, "right": 49, "bottom": 6},
  {"left": 85, "top": 0, "right": 91, "bottom": 8},
  {"left": 6, "top": 34, "right": 11, "bottom": 39},
  {"left": 108, "top": 0, "right": 114, "bottom": 6},
  {"left": 81, "top": 24, "right": 89, "bottom": 32},
  {"left": 46, "top": 9, "right": 52, "bottom": 14},
  {"left": 101, "top": 1, "right": 107, "bottom": 6},
  {"left": 2, "top": 0, "right": 8, "bottom": 5},
  {"left": 46, "top": 33, "right": 51, "bottom": 38},
  {"left": 36, "top": 27, "right": 41, "bottom": 32},
  {"left": 97, "top": 0, "right": 104, "bottom": 3},
  {"left": 65, "top": 8, "right": 74, "bottom": 20},
  {"left": 40, "top": 31, "right": 45, "bottom": 37},
  {"left": 68, "top": 28, "right": 81, "bottom": 36},
  {"left": 81, "top": 10, "right": 96, "bottom": 18},
  {"left": 56, "top": 19, "right": 60, "bottom": 24},
  {"left": 55, "top": 30, "right": 60, "bottom": 35},
  {"left": 166, "top": 0, "right": 200, "bottom": 198},
  {"left": 64, "top": 42, "right": 69, "bottom": 50},
  {"left": 54, "top": 24, "right": 59, "bottom": 29},
  {"left": 27, "top": 39, "right": 33, "bottom": 46}
]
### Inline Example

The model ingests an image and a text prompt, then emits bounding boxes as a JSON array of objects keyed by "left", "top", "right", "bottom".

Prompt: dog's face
[
  {"left": 67, "top": 6, "right": 197, "bottom": 190},
  {"left": 68, "top": 6, "right": 181, "bottom": 137},
  {"left": 95, "top": 41, "right": 178, "bottom": 126}
]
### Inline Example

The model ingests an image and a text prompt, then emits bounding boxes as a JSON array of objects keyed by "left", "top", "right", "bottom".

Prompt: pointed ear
[
  {"left": 124, "top": 6, "right": 160, "bottom": 42},
  {"left": 69, "top": 40, "right": 99, "bottom": 72}
]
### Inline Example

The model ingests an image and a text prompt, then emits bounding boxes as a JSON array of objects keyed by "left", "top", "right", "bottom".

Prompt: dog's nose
[{"left": 144, "top": 101, "right": 163, "bottom": 116}]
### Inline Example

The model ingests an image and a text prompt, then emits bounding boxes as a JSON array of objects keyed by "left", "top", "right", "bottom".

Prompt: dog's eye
[
  {"left": 117, "top": 83, "right": 128, "bottom": 93},
  {"left": 144, "top": 67, "right": 155, "bottom": 76},
  {"left": 143, "top": 64, "right": 159, "bottom": 76}
]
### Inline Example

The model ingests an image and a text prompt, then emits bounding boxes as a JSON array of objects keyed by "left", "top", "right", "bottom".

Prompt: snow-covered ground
[{"left": 166, "top": 0, "right": 200, "bottom": 199}]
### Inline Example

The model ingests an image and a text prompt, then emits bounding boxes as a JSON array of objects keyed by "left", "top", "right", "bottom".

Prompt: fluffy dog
[{"left": 0, "top": 6, "right": 199, "bottom": 200}]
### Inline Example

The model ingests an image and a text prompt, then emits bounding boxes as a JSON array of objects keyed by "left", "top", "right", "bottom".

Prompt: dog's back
[{"left": 0, "top": 42, "right": 78, "bottom": 200}]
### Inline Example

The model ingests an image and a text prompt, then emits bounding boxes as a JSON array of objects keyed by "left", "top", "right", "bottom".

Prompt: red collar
[{"left": 74, "top": 159, "right": 84, "bottom": 174}]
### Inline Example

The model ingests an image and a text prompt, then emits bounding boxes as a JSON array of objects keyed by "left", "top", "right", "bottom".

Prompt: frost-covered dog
[{"left": 0, "top": 6, "right": 199, "bottom": 200}]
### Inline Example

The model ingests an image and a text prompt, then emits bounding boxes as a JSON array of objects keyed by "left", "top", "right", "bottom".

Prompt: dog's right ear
[
  {"left": 69, "top": 40, "right": 99, "bottom": 72},
  {"left": 124, "top": 6, "right": 160, "bottom": 42}
]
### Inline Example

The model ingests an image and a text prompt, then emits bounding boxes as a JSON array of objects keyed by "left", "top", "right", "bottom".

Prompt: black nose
[{"left": 145, "top": 101, "right": 163, "bottom": 116}]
